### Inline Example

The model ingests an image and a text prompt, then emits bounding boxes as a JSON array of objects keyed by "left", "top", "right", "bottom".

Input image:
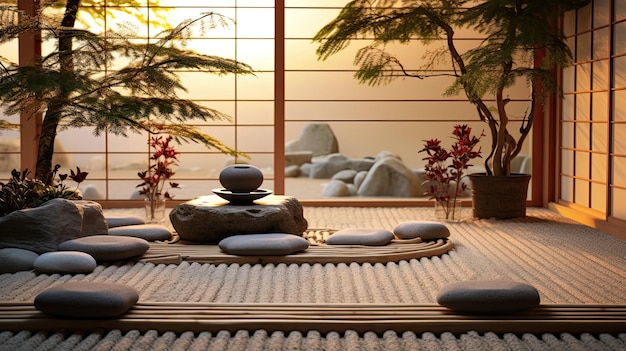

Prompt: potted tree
[
  {"left": 313, "top": 0, "right": 589, "bottom": 218},
  {"left": 0, "top": 1, "right": 251, "bottom": 186}
]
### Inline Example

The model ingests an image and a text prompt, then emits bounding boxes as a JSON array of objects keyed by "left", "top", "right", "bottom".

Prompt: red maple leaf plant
[
  {"left": 136, "top": 135, "right": 181, "bottom": 205},
  {"left": 419, "top": 124, "right": 484, "bottom": 219}
]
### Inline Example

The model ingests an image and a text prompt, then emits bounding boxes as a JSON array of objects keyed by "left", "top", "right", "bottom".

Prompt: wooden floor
[{"left": 1, "top": 302, "right": 624, "bottom": 335}]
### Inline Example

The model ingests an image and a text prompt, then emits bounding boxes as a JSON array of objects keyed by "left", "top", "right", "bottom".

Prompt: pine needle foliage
[
  {"left": 314, "top": 0, "right": 589, "bottom": 176},
  {"left": 0, "top": 1, "right": 254, "bottom": 184}
]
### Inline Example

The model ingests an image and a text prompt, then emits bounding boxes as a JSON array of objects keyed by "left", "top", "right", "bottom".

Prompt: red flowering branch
[
  {"left": 419, "top": 124, "right": 484, "bottom": 219},
  {"left": 136, "top": 135, "right": 181, "bottom": 202}
]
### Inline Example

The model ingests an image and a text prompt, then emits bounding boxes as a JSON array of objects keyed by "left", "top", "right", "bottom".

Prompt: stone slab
[
  {"left": 170, "top": 195, "right": 308, "bottom": 243},
  {"left": 34, "top": 281, "right": 138, "bottom": 318},
  {"left": 108, "top": 224, "right": 172, "bottom": 241},
  {"left": 33, "top": 251, "right": 97, "bottom": 274},
  {"left": 437, "top": 280, "right": 541, "bottom": 314},
  {"left": 106, "top": 214, "right": 146, "bottom": 228},
  {"left": 325, "top": 228, "right": 394, "bottom": 246},
  {"left": 58, "top": 235, "right": 149, "bottom": 262},
  {"left": 393, "top": 221, "right": 451, "bottom": 240},
  {"left": 219, "top": 233, "right": 310, "bottom": 256}
]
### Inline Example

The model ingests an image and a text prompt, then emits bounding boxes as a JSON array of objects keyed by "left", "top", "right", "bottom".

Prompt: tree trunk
[{"left": 34, "top": 0, "right": 81, "bottom": 184}]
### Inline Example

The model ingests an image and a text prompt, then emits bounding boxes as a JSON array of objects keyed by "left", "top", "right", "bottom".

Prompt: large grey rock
[
  {"left": 357, "top": 157, "right": 422, "bottom": 197},
  {"left": 437, "top": 280, "right": 541, "bottom": 314},
  {"left": 170, "top": 195, "right": 309, "bottom": 243},
  {"left": 0, "top": 248, "right": 39, "bottom": 273},
  {"left": 34, "top": 281, "right": 139, "bottom": 318},
  {"left": 219, "top": 233, "right": 309, "bottom": 256},
  {"left": 309, "top": 153, "right": 375, "bottom": 179},
  {"left": 285, "top": 123, "right": 339, "bottom": 157},
  {"left": 0, "top": 199, "right": 108, "bottom": 254}
]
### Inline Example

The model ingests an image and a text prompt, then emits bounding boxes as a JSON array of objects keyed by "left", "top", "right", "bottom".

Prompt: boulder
[
  {"left": 170, "top": 195, "right": 309, "bottom": 243},
  {"left": 357, "top": 157, "right": 422, "bottom": 197},
  {"left": 34, "top": 281, "right": 139, "bottom": 318},
  {"left": 219, "top": 233, "right": 310, "bottom": 256},
  {"left": 322, "top": 180, "right": 351, "bottom": 197},
  {"left": 0, "top": 248, "right": 39, "bottom": 273},
  {"left": 0, "top": 199, "right": 108, "bottom": 254},
  {"left": 285, "top": 123, "right": 339, "bottom": 157}
]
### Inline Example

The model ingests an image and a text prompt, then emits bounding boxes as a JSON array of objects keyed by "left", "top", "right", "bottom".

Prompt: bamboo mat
[{"left": 1, "top": 302, "right": 624, "bottom": 336}]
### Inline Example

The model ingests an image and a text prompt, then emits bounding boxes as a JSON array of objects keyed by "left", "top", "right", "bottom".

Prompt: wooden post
[{"left": 18, "top": 0, "right": 42, "bottom": 173}]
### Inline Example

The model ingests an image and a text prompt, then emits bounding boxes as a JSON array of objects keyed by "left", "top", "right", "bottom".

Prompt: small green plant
[{"left": 0, "top": 165, "right": 88, "bottom": 216}]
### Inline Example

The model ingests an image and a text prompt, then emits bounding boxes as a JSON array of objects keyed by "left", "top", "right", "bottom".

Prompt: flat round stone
[
  {"left": 393, "top": 221, "right": 450, "bottom": 240},
  {"left": 105, "top": 214, "right": 145, "bottom": 228},
  {"left": 108, "top": 224, "right": 172, "bottom": 241},
  {"left": 34, "top": 251, "right": 97, "bottom": 274},
  {"left": 57, "top": 235, "right": 149, "bottom": 262},
  {"left": 34, "top": 281, "right": 138, "bottom": 318},
  {"left": 219, "top": 233, "right": 309, "bottom": 256},
  {"left": 0, "top": 248, "right": 39, "bottom": 273},
  {"left": 437, "top": 280, "right": 541, "bottom": 314},
  {"left": 325, "top": 228, "right": 394, "bottom": 246}
]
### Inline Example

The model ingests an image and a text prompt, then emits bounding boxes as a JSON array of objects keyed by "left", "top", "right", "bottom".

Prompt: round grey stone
[
  {"left": 325, "top": 228, "right": 394, "bottom": 246},
  {"left": 34, "top": 251, "right": 97, "bottom": 274},
  {"left": 106, "top": 214, "right": 146, "bottom": 228},
  {"left": 34, "top": 281, "right": 139, "bottom": 318},
  {"left": 58, "top": 235, "right": 149, "bottom": 262},
  {"left": 0, "top": 248, "right": 39, "bottom": 273},
  {"left": 393, "top": 221, "right": 450, "bottom": 240},
  {"left": 108, "top": 224, "right": 172, "bottom": 241},
  {"left": 437, "top": 280, "right": 541, "bottom": 314},
  {"left": 219, "top": 233, "right": 309, "bottom": 256}
]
